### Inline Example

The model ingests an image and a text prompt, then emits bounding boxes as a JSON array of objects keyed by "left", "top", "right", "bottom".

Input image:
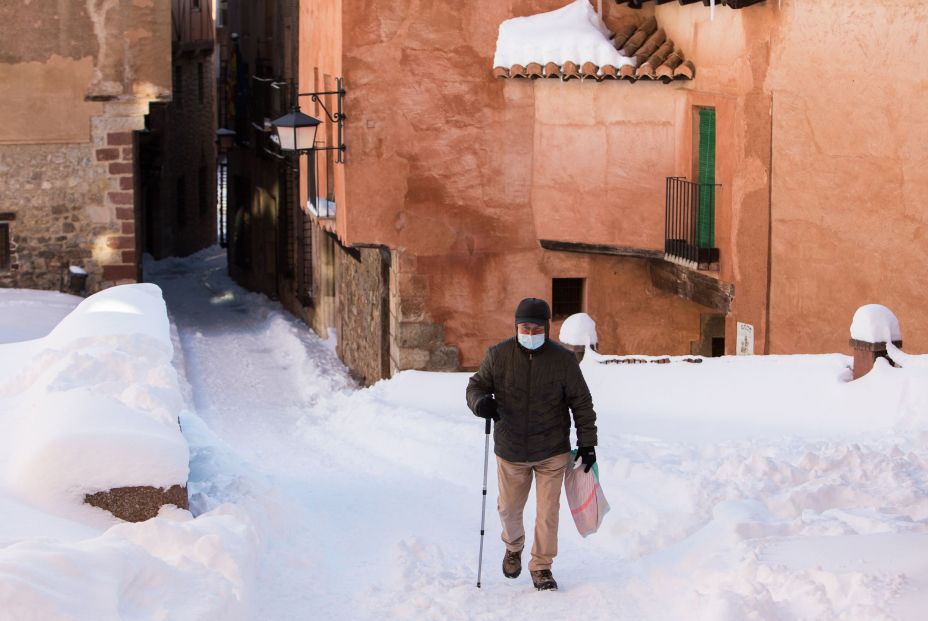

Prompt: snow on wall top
[
  {"left": 851, "top": 304, "right": 902, "bottom": 343},
  {"left": 559, "top": 312, "right": 598, "bottom": 346},
  {"left": 493, "top": 0, "right": 635, "bottom": 70}
]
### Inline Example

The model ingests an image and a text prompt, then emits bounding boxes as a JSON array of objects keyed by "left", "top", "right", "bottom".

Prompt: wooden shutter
[{"left": 697, "top": 108, "right": 716, "bottom": 248}]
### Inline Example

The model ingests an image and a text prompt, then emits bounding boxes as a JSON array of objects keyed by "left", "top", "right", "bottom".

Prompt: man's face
[{"left": 517, "top": 322, "right": 545, "bottom": 336}]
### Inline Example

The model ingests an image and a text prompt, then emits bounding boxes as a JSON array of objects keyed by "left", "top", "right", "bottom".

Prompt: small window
[
  {"left": 174, "top": 65, "right": 183, "bottom": 108},
  {"left": 198, "top": 166, "right": 208, "bottom": 216},
  {"left": 0, "top": 223, "right": 9, "bottom": 270},
  {"left": 552, "top": 278, "right": 584, "bottom": 319},
  {"left": 176, "top": 176, "right": 187, "bottom": 228},
  {"left": 197, "top": 63, "right": 204, "bottom": 104}
]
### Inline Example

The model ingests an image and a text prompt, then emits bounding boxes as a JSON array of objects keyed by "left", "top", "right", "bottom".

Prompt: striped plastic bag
[{"left": 564, "top": 449, "right": 610, "bottom": 537}]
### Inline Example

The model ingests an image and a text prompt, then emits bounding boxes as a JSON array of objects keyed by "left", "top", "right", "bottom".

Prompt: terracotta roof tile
[
  {"left": 561, "top": 60, "right": 581, "bottom": 80},
  {"left": 492, "top": 14, "right": 695, "bottom": 84},
  {"left": 599, "top": 64, "right": 619, "bottom": 80},
  {"left": 617, "top": 0, "right": 765, "bottom": 7},
  {"left": 673, "top": 60, "right": 696, "bottom": 80},
  {"left": 618, "top": 16, "right": 657, "bottom": 57},
  {"left": 543, "top": 62, "right": 561, "bottom": 78},
  {"left": 611, "top": 22, "right": 638, "bottom": 51}
]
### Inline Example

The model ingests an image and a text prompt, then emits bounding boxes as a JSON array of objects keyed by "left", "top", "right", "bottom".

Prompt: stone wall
[
  {"left": 389, "top": 249, "right": 460, "bottom": 373},
  {"left": 0, "top": 104, "right": 148, "bottom": 292},
  {"left": 335, "top": 245, "right": 390, "bottom": 385}
]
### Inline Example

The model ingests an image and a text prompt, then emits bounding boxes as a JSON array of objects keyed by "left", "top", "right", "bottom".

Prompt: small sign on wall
[{"left": 737, "top": 322, "right": 754, "bottom": 355}]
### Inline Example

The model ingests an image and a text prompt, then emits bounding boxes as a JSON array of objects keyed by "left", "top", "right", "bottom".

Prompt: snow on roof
[
  {"left": 559, "top": 312, "right": 598, "bottom": 346},
  {"left": 851, "top": 304, "right": 902, "bottom": 343},
  {"left": 493, "top": 0, "right": 635, "bottom": 71}
]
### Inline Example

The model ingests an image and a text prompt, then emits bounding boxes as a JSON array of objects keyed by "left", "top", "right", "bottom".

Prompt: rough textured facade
[
  {"left": 0, "top": 1, "right": 171, "bottom": 293},
  {"left": 286, "top": 0, "right": 928, "bottom": 379},
  {"left": 335, "top": 246, "right": 390, "bottom": 384}
]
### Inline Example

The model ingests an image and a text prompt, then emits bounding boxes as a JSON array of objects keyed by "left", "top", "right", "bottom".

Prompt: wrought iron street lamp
[{"left": 270, "top": 78, "right": 346, "bottom": 162}]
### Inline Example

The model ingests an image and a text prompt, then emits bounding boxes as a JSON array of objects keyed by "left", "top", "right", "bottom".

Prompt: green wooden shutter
[{"left": 697, "top": 108, "right": 716, "bottom": 248}]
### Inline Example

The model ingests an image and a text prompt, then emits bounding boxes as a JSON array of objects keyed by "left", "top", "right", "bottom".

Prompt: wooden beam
[
  {"left": 648, "top": 258, "right": 734, "bottom": 313},
  {"left": 539, "top": 239, "right": 663, "bottom": 260}
]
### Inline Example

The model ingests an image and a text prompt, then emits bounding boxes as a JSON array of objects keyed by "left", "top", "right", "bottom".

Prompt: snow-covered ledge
[{"left": 0, "top": 284, "right": 190, "bottom": 521}]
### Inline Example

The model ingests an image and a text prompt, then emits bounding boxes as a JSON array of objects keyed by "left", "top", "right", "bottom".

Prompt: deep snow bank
[
  {"left": 0, "top": 284, "right": 188, "bottom": 510},
  {"left": 0, "top": 284, "right": 256, "bottom": 621}
]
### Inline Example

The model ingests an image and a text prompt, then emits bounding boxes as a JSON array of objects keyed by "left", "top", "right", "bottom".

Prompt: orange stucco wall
[
  {"left": 306, "top": 0, "right": 928, "bottom": 367},
  {"left": 334, "top": 0, "right": 709, "bottom": 366},
  {"left": 763, "top": 0, "right": 928, "bottom": 353}
]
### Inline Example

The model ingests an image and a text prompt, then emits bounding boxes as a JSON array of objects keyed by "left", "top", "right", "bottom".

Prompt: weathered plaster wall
[
  {"left": 765, "top": 0, "right": 928, "bottom": 353},
  {"left": 335, "top": 0, "right": 715, "bottom": 367},
  {"left": 0, "top": 0, "right": 171, "bottom": 292},
  {"left": 419, "top": 248, "right": 704, "bottom": 368},
  {"left": 0, "top": 0, "right": 171, "bottom": 144},
  {"left": 531, "top": 82, "right": 678, "bottom": 251}
]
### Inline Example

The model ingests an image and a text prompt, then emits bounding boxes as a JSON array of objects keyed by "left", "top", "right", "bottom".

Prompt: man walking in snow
[{"left": 466, "top": 297, "right": 598, "bottom": 591}]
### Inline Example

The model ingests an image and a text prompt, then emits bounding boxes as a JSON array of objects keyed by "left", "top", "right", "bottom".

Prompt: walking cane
[{"left": 476, "top": 416, "right": 491, "bottom": 588}]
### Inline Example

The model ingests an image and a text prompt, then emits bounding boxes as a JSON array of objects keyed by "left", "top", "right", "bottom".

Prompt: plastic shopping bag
[{"left": 564, "top": 449, "right": 610, "bottom": 537}]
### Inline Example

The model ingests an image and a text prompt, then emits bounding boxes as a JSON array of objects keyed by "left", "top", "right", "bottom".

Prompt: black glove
[
  {"left": 574, "top": 446, "right": 596, "bottom": 473},
  {"left": 475, "top": 396, "right": 499, "bottom": 421}
]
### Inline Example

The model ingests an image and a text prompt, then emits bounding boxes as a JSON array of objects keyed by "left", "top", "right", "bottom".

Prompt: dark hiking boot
[
  {"left": 502, "top": 549, "right": 522, "bottom": 579},
  {"left": 530, "top": 569, "right": 558, "bottom": 591}
]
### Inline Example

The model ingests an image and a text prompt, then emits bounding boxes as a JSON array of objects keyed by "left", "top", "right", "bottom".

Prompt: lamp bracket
[
  {"left": 295, "top": 77, "right": 346, "bottom": 163},
  {"left": 297, "top": 89, "right": 346, "bottom": 124}
]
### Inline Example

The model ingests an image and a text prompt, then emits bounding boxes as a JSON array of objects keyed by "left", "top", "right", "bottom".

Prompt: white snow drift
[
  {"left": 4, "top": 252, "right": 928, "bottom": 620},
  {"left": 0, "top": 284, "right": 255, "bottom": 621}
]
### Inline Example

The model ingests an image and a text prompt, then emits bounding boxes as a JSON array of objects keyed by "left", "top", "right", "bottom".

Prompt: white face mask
[{"left": 518, "top": 332, "right": 545, "bottom": 350}]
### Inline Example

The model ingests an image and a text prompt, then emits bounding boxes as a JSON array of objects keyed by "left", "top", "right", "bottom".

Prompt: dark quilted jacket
[{"left": 466, "top": 337, "right": 598, "bottom": 463}]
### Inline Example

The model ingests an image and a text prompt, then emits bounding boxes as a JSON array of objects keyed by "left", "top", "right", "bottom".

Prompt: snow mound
[
  {"left": 0, "top": 284, "right": 189, "bottom": 511},
  {"left": 559, "top": 312, "right": 598, "bottom": 346},
  {"left": 850, "top": 304, "right": 901, "bottom": 343},
  {"left": 493, "top": 0, "right": 636, "bottom": 69}
]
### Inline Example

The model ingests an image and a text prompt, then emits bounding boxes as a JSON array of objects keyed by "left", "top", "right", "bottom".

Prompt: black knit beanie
[{"left": 514, "top": 297, "right": 551, "bottom": 325}]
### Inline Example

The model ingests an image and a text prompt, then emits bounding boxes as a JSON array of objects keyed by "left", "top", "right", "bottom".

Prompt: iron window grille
[{"left": 552, "top": 278, "right": 584, "bottom": 319}]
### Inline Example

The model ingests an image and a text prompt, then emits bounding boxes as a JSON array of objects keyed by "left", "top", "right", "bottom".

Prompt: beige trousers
[{"left": 496, "top": 452, "right": 570, "bottom": 572}]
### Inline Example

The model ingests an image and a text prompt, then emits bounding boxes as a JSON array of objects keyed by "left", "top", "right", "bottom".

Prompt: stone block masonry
[
  {"left": 388, "top": 249, "right": 460, "bottom": 374},
  {"left": 0, "top": 102, "right": 147, "bottom": 292},
  {"left": 336, "top": 246, "right": 390, "bottom": 386}
]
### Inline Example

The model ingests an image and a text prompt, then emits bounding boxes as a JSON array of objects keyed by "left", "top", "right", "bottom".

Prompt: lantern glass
[
  {"left": 277, "top": 124, "right": 318, "bottom": 152},
  {"left": 271, "top": 108, "right": 321, "bottom": 152}
]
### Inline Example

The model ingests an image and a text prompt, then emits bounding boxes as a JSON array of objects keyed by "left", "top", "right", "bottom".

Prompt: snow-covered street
[
  {"left": 3, "top": 247, "right": 928, "bottom": 620},
  {"left": 151, "top": 248, "right": 928, "bottom": 620}
]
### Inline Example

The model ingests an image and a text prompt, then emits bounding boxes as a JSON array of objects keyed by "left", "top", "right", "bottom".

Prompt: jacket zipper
[{"left": 523, "top": 351, "right": 532, "bottom": 461}]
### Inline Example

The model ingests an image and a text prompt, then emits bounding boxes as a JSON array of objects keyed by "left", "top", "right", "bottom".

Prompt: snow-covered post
[
  {"left": 558, "top": 313, "right": 598, "bottom": 361},
  {"left": 849, "top": 304, "right": 902, "bottom": 380}
]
